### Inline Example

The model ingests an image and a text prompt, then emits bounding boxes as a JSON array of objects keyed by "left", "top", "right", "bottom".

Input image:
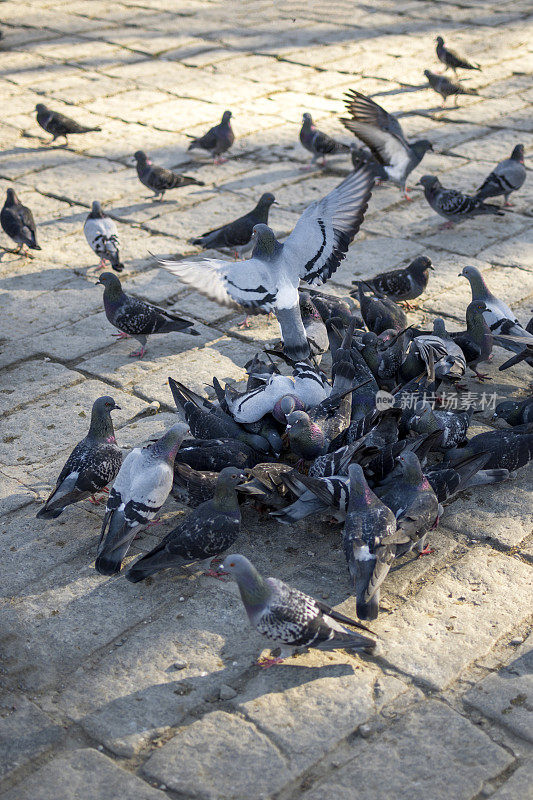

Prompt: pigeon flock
[{"left": 8, "top": 32, "right": 530, "bottom": 666}]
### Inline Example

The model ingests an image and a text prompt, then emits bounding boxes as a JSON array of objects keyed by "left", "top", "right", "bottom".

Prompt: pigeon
[
  {"left": 157, "top": 164, "right": 375, "bottom": 362},
  {"left": 451, "top": 299, "right": 494, "bottom": 381},
  {"left": 299, "top": 112, "right": 350, "bottom": 166},
  {"left": 424, "top": 452, "right": 508, "bottom": 503},
  {"left": 493, "top": 397, "right": 533, "bottom": 427},
  {"left": 125, "top": 467, "right": 246, "bottom": 582},
  {"left": 1, "top": 188, "right": 40, "bottom": 256},
  {"left": 424, "top": 70, "right": 479, "bottom": 106},
  {"left": 408, "top": 403, "right": 472, "bottom": 449},
  {"left": 357, "top": 283, "right": 408, "bottom": 334},
  {"left": 236, "top": 463, "right": 294, "bottom": 511},
  {"left": 285, "top": 410, "right": 327, "bottom": 460},
  {"left": 36, "top": 396, "right": 122, "bottom": 519},
  {"left": 187, "top": 110, "right": 234, "bottom": 163},
  {"left": 299, "top": 291, "right": 329, "bottom": 356},
  {"left": 414, "top": 318, "right": 467, "bottom": 382},
  {"left": 435, "top": 37, "right": 481, "bottom": 75},
  {"left": 35, "top": 103, "right": 101, "bottom": 143},
  {"left": 417, "top": 176, "right": 504, "bottom": 228},
  {"left": 475, "top": 145, "right": 526, "bottom": 206},
  {"left": 445, "top": 429, "right": 533, "bottom": 472},
  {"left": 273, "top": 472, "right": 350, "bottom": 524},
  {"left": 84, "top": 201, "right": 124, "bottom": 272},
  {"left": 341, "top": 89, "right": 433, "bottom": 198},
  {"left": 191, "top": 193, "right": 276, "bottom": 257},
  {"left": 220, "top": 554, "right": 376, "bottom": 665},
  {"left": 97, "top": 272, "right": 199, "bottom": 358},
  {"left": 343, "top": 464, "right": 397, "bottom": 620},
  {"left": 95, "top": 422, "right": 189, "bottom": 575},
  {"left": 175, "top": 439, "right": 265, "bottom": 472},
  {"left": 171, "top": 463, "right": 220, "bottom": 507},
  {"left": 376, "top": 452, "right": 440, "bottom": 556},
  {"left": 133, "top": 151, "right": 204, "bottom": 201},
  {"left": 354, "top": 256, "right": 434, "bottom": 308}
]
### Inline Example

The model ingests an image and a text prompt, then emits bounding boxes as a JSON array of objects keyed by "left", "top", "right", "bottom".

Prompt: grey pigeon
[
  {"left": 187, "top": 110, "right": 234, "bottom": 162},
  {"left": 425, "top": 452, "right": 508, "bottom": 503},
  {"left": 354, "top": 256, "right": 434, "bottom": 308},
  {"left": 126, "top": 467, "right": 245, "bottom": 582},
  {"left": 272, "top": 472, "right": 350, "bottom": 524},
  {"left": 37, "top": 396, "right": 122, "bottom": 519},
  {"left": 171, "top": 462, "right": 220, "bottom": 507},
  {"left": 415, "top": 318, "right": 467, "bottom": 382},
  {"left": 408, "top": 402, "right": 472, "bottom": 449},
  {"left": 84, "top": 201, "right": 124, "bottom": 272},
  {"left": 158, "top": 164, "right": 375, "bottom": 361},
  {"left": 424, "top": 70, "right": 478, "bottom": 106},
  {"left": 417, "top": 175, "right": 504, "bottom": 228},
  {"left": 299, "top": 112, "right": 350, "bottom": 166},
  {"left": 285, "top": 410, "right": 327, "bottom": 460},
  {"left": 307, "top": 289, "right": 359, "bottom": 327},
  {"left": 435, "top": 37, "right": 481, "bottom": 75},
  {"left": 133, "top": 151, "right": 204, "bottom": 201},
  {"left": 445, "top": 429, "right": 533, "bottom": 472},
  {"left": 357, "top": 283, "right": 408, "bottom": 334},
  {"left": 191, "top": 193, "right": 276, "bottom": 257},
  {"left": 97, "top": 272, "right": 199, "bottom": 358},
  {"left": 1, "top": 188, "right": 40, "bottom": 256},
  {"left": 475, "top": 145, "right": 526, "bottom": 206},
  {"left": 451, "top": 299, "right": 493, "bottom": 381},
  {"left": 493, "top": 397, "right": 533, "bottom": 427},
  {"left": 299, "top": 291, "right": 329, "bottom": 356},
  {"left": 342, "top": 89, "right": 433, "bottom": 198},
  {"left": 220, "top": 554, "right": 376, "bottom": 664},
  {"left": 175, "top": 438, "right": 264, "bottom": 472},
  {"left": 95, "top": 422, "right": 189, "bottom": 575},
  {"left": 343, "top": 464, "right": 397, "bottom": 620},
  {"left": 35, "top": 103, "right": 101, "bottom": 143}
]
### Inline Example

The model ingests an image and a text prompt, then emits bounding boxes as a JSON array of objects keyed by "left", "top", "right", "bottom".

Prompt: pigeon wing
[{"left": 341, "top": 90, "right": 410, "bottom": 169}]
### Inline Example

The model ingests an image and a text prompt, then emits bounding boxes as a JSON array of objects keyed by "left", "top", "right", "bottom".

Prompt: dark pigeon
[
  {"left": 356, "top": 283, "right": 408, "bottom": 334},
  {"left": 187, "top": 110, "right": 234, "bottom": 162},
  {"left": 451, "top": 299, "right": 493, "bottom": 381},
  {"left": 175, "top": 438, "right": 266, "bottom": 472},
  {"left": 171, "top": 462, "right": 220, "bottom": 507},
  {"left": 35, "top": 103, "right": 101, "bottom": 143},
  {"left": 424, "top": 70, "right": 478, "bottom": 106},
  {"left": 493, "top": 397, "right": 533, "bottom": 427},
  {"left": 354, "top": 256, "right": 434, "bottom": 307},
  {"left": 425, "top": 452, "right": 508, "bottom": 503},
  {"left": 435, "top": 36, "right": 481, "bottom": 75},
  {"left": 299, "top": 112, "right": 350, "bottom": 166},
  {"left": 191, "top": 193, "right": 275, "bottom": 256},
  {"left": 299, "top": 291, "right": 329, "bottom": 356},
  {"left": 417, "top": 175, "right": 504, "bottom": 228},
  {"left": 445, "top": 429, "right": 533, "bottom": 472},
  {"left": 1, "top": 188, "right": 40, "bottom": 255},
  {"left": 475, "top": 145, "right": 526, "bottom": 206},
  {"left": 133, "top": 151, "right": 204, "bottom": 201}
]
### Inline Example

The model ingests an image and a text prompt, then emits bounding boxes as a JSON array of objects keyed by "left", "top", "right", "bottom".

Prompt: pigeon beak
[
  {"left": 415, "top": 180, "right": 423, "bottom": 187},
  {"left": 429, "top": 265, "right": 435, "bottom": 271},
  {"left": 112, "top": 404, "right": 121, "bottom": 411}
]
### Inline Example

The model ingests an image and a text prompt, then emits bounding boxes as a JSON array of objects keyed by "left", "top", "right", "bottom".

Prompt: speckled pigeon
[
  {"left": 187, "top": 110, "right": 234, "bottom": 162},
  {"left": 415, "top": 318, "right": 467, "bottom": 382},
  {"left": 35, "top": 103, "right": 101, "bottom": 143},
  {"left": 342, "top": 89, "right": 433, "bottom": 198},
  {"left": 95, "top": 422, "right": 189, "bottom": 575},
  {"left": 133, "top": 151, "right": 204, "bottom": 200},
  {"left": 191, "top": 193, "right": 276, "bottom": 256},
  {"left": 493, "top": 397, "right": 533, "bottom": 427},
  {"left": 445, "top": 429, "right": 533, "bottom": 472},
  {"left": 343, "top": 464, "right": 397, "bottom": 620},
  {"left": 435, "top": 37, "right": 481, "bottom": 75},
  {"left": 220, "top": 554, "right": 376, "bottom": 665},
  {"left": 126, "top": 467, "right": 245, "bottom": 582},
  {"left": 37, "top": 396, "right": 122, "bottom": 519},
  {"left": 299, "top": 291, "right": 329, "bottom": 356},
  {"left": 171, "top": 462, "right": 220, "bottom": 507},
  {"left": 355, "top": 256, "right": 434, "bottom": 307},
  {"left": 425, "top": 452, "right": 508, "bottom": 503},
  {"left": 97, "top": 272, "right": 199, "bottom": 358},
  {"left": 424, "top": 70, "right": 478, "bottom": 106},
  {"left": 157, "top": 164, "right": 375, "bottom": 361},
  {"left": 84, "top": 201, "right": 124, "bottom": 272},
  {"left": 299, "top": 112, "right": 350, "bottom": 166},
  {"left": 1, "top": 188, "right": 40, "bottom": 255},
  {"left": 417, "top": 176, "right": 504, "bottom": 228},
  {"left": 357, "top": 283, "right": 408, "bottom": 334},
  {"left": 408, "top": 402, "right": 472, "bottom": 449},
  {"left": 475, "top": 145, "right": 526, "bottom": 206}
]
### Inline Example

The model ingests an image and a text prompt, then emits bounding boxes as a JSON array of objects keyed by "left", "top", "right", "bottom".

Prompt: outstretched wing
[
  {"left": 341, "top": 90, "right": 410, "bottom": 169},
  {"left": 283, "top": 163, "right": 375, "bottom": 286}
]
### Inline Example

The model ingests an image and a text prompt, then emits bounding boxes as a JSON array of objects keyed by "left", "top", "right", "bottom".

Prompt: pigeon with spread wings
[
  {"left": 341, "top": 90, "right": 432, "bottom": 199},
  {"left": 157, "top": 164, "right": 375, "bottom": 362}
]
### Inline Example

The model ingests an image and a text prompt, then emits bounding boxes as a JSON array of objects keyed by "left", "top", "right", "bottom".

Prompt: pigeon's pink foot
[
  {"left": 237, "top": 316, "right": 251, "bottom": 329},
  {"left": 112, "top": 331, "right": 130, "bottom": 339},
  {"left": 213, "top": 156, "right": 227, "bottom": 165},
  {"left": 257, "top": 656, "right": 285, "bottom": 668},
  {"left": 417, "top": 546, "right": 435, "bottom": 557},
  {"left": 204, "top": 568, "right": 229, "bottom": 580},
  {"left": 146, "top": 517, "right": 161, "bottom": 527},
  {"left": 474, "top": 371, "right": 492, "bottom": 382},
  {"left": 88, "top": 493, "right": 105, "bottom": 505},
  {"left": 399, "top": 301, "right": 419, "bottom": 311},
  {"left": 504, "top": 201, "right": 514, "bottom": 207},
  {"left": 129, "top": 347, "right": 146, "bottom": 358},
  {"left": 439, "top": 221, "right": 455, "bottom": 230},
  {"left": 404, "top": 190, "right": 413, "bottom": 202},
  {"left": 320, "top": 158, "right": 327, "bottom": 167}
]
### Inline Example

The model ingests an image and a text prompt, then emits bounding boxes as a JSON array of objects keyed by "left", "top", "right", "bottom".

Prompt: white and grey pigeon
[
  {"left": 84, "top": 201, "right": 124, "bottom": 272},
  {"left": 157, "top": 163, "right": 375, "bottom": 362},
  {"left": 415, "top": 318, "right": 467, "bottom": 382},
  {"left": 95, "top": 422, "right": 189, "bottom": 575},
  {"left": 460, "top": 265, "right": 533, "bottom": 360},
  {"left": 220, "top": 554, "right": 376, "bottom": 666},
  {"left": 341, "top": 89, "right": 433, "bottom": 199},
  {"left": 475, "top": 145, "right": 526, "bottom": 206}
]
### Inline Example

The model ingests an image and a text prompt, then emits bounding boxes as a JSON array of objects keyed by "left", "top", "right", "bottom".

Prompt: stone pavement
[{"left": 0, "top": 1, "right": 532, "bottom": 798}]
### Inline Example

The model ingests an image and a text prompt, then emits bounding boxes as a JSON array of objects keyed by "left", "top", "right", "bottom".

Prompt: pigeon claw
[
  {"left": 474, "top": 371, "right": 492, "bottom": 382},
  {"left": 257, "top": 656, "right": 285, "bottom": 669},
  {"left": 237, "top": 316, "right": 251, "bottom": 329},
  {"left": 129, "top": 346, "right": 146, "bottom": 358},
  {"left": 112, "top": 331, "right": 130, "bottom": 339},
  {"left": 417, "top": 546, "right": 435, "bottom": 557}
]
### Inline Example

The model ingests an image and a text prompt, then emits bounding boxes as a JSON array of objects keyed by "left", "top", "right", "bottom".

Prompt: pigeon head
[
  {"left": 302, "top": 112, "right": 313, "bottom": 125},
  {"left": 397, "top": 451, "right": 424, "bottom": 484},
  {"left": 257, "top": 193, "right": 276, "bottom": 209},
  {"left": 412, "top": 140, "right": 433, "bottom": 158},
  {"left": 423, "top": 69, "right": 432, "bottom": 79},
  {"left": 459, "top": 266, "right": 491, "bottom": 299},
  {"left": 409, "top": 256, "right": 434, "bottom": 275},
  {"left": 251, "top": 224, "right": 282, "bottom": 260},
  {"left": 133, "top": 150, "right": 148, "bottom": 165},
  {"left": 417, "top": 175, "right": 439, "bottom": 191},
  {"left": 219, "top": 554, "right": 269, "bottom": 608},
  {"left": 4, "top": 188, "right": 19, "bottom": 206},
  {"left": 90, "top": 200, "right": 104, "bottom": 216},
  {"left": 286, "top": 410, "right": 326, "bottom": 459},
  {"left": 492, "top": 400, "right": 520, "bottom": 424},
  {"left": 96, "top": 272, "right": 123, "bottom": 297},
  {"left": 35, "top": 103, "right": 48, "bottom": 113},
  {"left": 218, "top": 466, "right": 247, "bottom": 487},
  {"left": 432, "top": 318, "right": 447, "bottom": 337},
  {"left": 347, "top": 463, "right": 372, "bottom": 505},
  {"left": 435, "top": 36, "right": 444, "bottom": 46},
  {"left": 511, "top": 144, "right": 524, "bottom": 162},
  {"left": 89, "top": 396, "right": 121, "bottom": 439},
  {"left": 361, "top": 331, "right": 379, "bottom": 346},
  {"left": 221, "top": 110, "right": 232, "bottom": 123},
  {"left": 273, "top": 393, "right": 304, "bottom": 424},
  {"left": 151, "top": 422, "right": 190, "bottom": 461}
]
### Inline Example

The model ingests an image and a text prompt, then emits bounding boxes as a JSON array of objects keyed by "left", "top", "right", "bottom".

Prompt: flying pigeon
[
  {"left": 37, "top": 396, "right": 122, "bottom": 519},
  {"left": 424, "top": 70, "right": 478, "bottom": 106},
  {"left": 187, "top": 110, "right": 234, "bottom": 163},
  {"left": 95, "top": 422, "right": 189, "bottom": 575},
  {"left": 97, "top": 272, "right": 199, "bottom": 358},
  {"left": 417, "top": 175, "right": 504, "bottom": 228},
  {"left": 343, "top": 464, "right": 397, "bottom": 620},
  {"left": 341, "top": 89, "right": 433, "bottom": 198},
  {"left": 191, "top": 193, "right": 276, "bottom": 257},
  {"left": 435, "top": 37, "right": 481, "bottom": 75},
  {"left": 84, "top": 201, "right": 124, "bottom": 272},
  {"left": 475, "top": 145, "right": 526, "bottom": 206},
  {"left": 220, "top": 554, "right": 376, "bottom": 665},
  {"left": 126, "top": 467, "right": 246, "bottom": 582},
  {"left": 299, "top": 112, "right": 351, "bottom": 166},
  {"left": 133, "top": 151, "right": 204, "bottom": 201},
  {"left": 1, "top": 188, "right": 40, "bottom": 256},
  {"left": 35, "top": 103, "right": 101, "bottom": 143},
  {"left": 493, "top": 397, "right": 533, "bottom": 427},
  {"left": 157, "top": 163, "right": 375, "bottom": 362},
  {"left": 354, "top": 256, "right": 434, "bottom": 309}
]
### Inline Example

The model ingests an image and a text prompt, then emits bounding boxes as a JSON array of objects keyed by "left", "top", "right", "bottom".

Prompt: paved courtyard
[{"left": 0, "top": 1, "right": 532, "bottom": 798}]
